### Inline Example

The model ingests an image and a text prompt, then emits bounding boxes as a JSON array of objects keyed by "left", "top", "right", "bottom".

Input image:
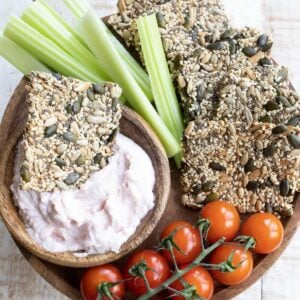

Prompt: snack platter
[{"left": 0, "top": 0, "right": 299, "bottom": 299}]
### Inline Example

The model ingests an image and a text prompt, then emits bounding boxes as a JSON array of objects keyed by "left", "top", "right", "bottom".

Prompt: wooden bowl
[{"left": 0, "top": 77, "right": 171, "bottom": 268}]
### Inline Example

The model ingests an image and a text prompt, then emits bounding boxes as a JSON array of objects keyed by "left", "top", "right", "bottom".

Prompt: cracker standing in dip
[{"left": 11, "top": 72, "right": 156, "bottom": 255}]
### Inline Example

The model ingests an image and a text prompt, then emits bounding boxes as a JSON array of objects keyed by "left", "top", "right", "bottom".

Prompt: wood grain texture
[{"left": 0, "top": 0, "right": 300, "bottom": 299}]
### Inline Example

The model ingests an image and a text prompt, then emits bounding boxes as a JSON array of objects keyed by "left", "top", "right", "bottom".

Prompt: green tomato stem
[{"left": 137, "top": 237, "right": 225, "bottom": 300}]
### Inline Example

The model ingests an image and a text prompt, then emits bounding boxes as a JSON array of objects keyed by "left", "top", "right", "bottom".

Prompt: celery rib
[
  {"left": 137, "top": 15, "right": 184, "bottom": 164},
  {"left": 37, "top": 0, "right": 87, "bottom": 47},
  {"left": 4, "top": 16, "right": 104, "bottom": 83},
  {"left": 0, "top": 34, "right": 50, "bottom": 74},
  {"left": 77, "top": 9, "right": 180, "bottom": 157},
  {"left": 63, "top": 0, "right": 153, "bottom": 101},
  {"left": 21, "top": 3, "right": 111, "bottom": 81}
]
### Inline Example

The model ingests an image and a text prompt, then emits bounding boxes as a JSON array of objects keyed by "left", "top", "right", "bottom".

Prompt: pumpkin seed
[
  {"left": 202, "top": 181, "right": 215, "bottom": 192},
  {"left": 264, "top": 100, "right": 279, "bottom": 111},
  {"left": 87, "top": 88, "right": 95, "bottom": 101},
  {"left": 156, "top": 12, "right": 166, "bottom": 28},
  {"left": 55, "top": 158, "right": 67, "bottom": 167},
  {"left": 207, "top": 41, "right": 226, "bottom": 51},
  {"left": 72, "top": 100, "right": 82, "bottom": 114},
  {"left": 94, "top": 153, "right": 102, "bottom": 165},
  {"left": 259, "top": 115, "right": 272, "bottom": 123},
  {"left": 63, "top": 132, "right": 77, "bottom": 142},
  {"left": 276, "top": 96, "right": 291, "bottom": 107},
  {"left": 275, "top": 67, "right": 288, "bottom": 84},
  {"left": 53, "top": 73, "right": 62, "bottom": 80},
  {"left": 257, "top": 34, "right": 269, "bottom": 47},
  {"left": 246, "top": 181, "right": 260, "bottom": 191},
  {"left": 263, "top": 144, "right": 277, "bottom": 157},
  {"left": 44, "top": 125, "right": 57, "bottom": 138},
  {"left": 192, "top": 48, "right": 202, "bottom": 58},
  {"left": 287, "top": 134, "right": 300, "bottom": 149},
  {"left": 173, "top": 54, "right": 182, "bottom": 69},
  {"left": 280, "top": 179, "right": 290, "bottom": 196},
  {"left": 193, "top": 184, "right": 202, "bottom": 195},
  {"left": 262, "top": 41, "right": 273, "bottom": 52},
  {"left": 259, "top": 57, "right": 272, "bottom": 66},
  {"left": 108, "top": 129, "right": 118, "bottom": 143},
  {"left": 220, "top": 28, "right": 236, "bottom": 40},
  {"left": 209, "top": 162, "right": 226, "bottom": 171},
  {"left": 272, "top": 124, "right": 287, "bottom": 134},
  {"left": 75, "top": 155, "right": 86, "bottom": 166},
  {"left": 206, "top": 192, "right": 219, "bottom": 202},
  {"left": 93, "top": 83, "right": 106, "bottom": 95},
  {"left": 287, "top": 116, "right": 299, "bottom": 126},
  {"left": 65, "top": 104, "right": 72, "bottom": 114},
  {"left": 243, "top": 46, "right": 257, "bottom": 57},
  {"left": 197, "top": 84, "right": 206, "bottom": 102},
  {"left": 229, "top": 40, "right": 237, "bottom": 55},
  {"left": 244, "top": 158, "right": 256, "bottom": 173},
  {"left": 64, "top": 172, "right": 80, "bottom": 185},
  {"left": 20, "top": 165, "right": 31, "bottom": 182}
]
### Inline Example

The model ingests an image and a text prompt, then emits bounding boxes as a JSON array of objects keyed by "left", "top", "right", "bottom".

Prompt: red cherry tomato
[
  {"left": 160, "top": 221, "right": 201, "bottom": 265},
  {"left": 241, "top": 212, "right": 284, "bottom": 254},
  {"left": 123, "top": 250, "right": 170, "bottom": 296},
  {"left": 210, "top": 244, "right": 253, "bottom": 285},
  {"left": 80, "top": 264, "right": 125, "bottom": 300},
  {"left": 200, "top": 201, "right": 240, "bottom": 243},
  {"left": 170, "top": 266, "right": 214, "bottom": 300}
]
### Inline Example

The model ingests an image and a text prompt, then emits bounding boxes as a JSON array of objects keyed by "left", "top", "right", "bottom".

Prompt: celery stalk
[
  {"left": 37, "top": 0, "right": 87, "bottom": 47},
  {"left": 63, "top": 0, "right": 153, "bottom": 101},
  {"left": 77, "top": 9, "right": 180, "bottom": 157},
  {"left": 137, "top": 15, "right": 184, "bottom": 164},
  {"left": 4, "top": 16, "right": 104, "bottom": 84},
  {"left": 63, "top": 0, "right": 89, "bottom": 20},
  {"left": 0, "top": 33, "right": 50, "bottom": 74},
  {"left": 21, "top": 2, "right": 111, "bottom": 81}
]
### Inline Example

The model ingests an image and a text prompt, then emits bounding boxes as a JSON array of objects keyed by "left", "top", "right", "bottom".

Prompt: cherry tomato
[
  {"left": 210, "top": 244, "right": 253, "bottom": 285},
  {"left": 170, "top": 266, "right": 214, "bottom": 300},
  {"left": 241, "top": 212, "right": 284, "bottom": 254},
  {"left": 160, "top": 221, "right": 201, "bottom": 265},
  {"left": 80, "top": 264, "right": 125, "bottom": 300},
  {"left": 123, "top": 250, "right": 170, "bottom": 296},
  {"left": 200, "top": 201, "right": 240, "bottom": 243}
]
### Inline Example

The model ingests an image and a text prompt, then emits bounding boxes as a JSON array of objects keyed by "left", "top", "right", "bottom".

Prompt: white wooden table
[{"left": 0, "top": 1, "right": 299, "bottom": 299}]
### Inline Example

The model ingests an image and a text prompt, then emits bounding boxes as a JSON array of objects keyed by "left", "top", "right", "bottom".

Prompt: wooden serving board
[
  {"left": 14, "top": 168, "right": 300, "bottom": 299},
  {"left": 2, "top": 14, "right": 300, "bottom": 300}
]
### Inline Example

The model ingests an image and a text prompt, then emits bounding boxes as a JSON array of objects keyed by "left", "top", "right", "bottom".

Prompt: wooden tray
[
  {"left": 14, "top": 173, "right": 299, "bottom": 299},
  {"left": 1, "top": 15, "right": 300, "bottom": 300}
]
